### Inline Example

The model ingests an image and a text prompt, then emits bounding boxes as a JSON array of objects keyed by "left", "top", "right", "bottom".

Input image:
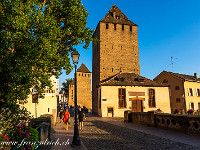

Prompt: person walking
[
  {"left": 63, "top": 108, "right": 70, "bottom": 130},
  {"left": 58, "top": 107, "right": 64, "bottom": 123},
  {"left": 78, "top": 107, "right": 86, "bottom": 130}
]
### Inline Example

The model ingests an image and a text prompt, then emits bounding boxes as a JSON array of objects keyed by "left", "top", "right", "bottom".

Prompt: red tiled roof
[{"left": 99, "top": 72, "right": 168, "bottom": 87}]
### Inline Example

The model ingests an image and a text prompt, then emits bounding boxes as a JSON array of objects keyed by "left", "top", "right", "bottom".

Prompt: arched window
[{"left": 149, "top": 89, "right": 156, "bottom": 107}]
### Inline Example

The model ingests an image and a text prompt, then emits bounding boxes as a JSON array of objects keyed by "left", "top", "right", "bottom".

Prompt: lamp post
[{"left": 71, "top": 49, "right": 81, "bottom": 146}]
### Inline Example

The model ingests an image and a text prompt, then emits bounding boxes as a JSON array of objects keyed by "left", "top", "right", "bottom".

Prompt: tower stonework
[
  {"left": 69, "top": 63, "right": 92, "bottom": 110},
  {"left": 92, "top": 4, "right": 140, "bottom": 114}
]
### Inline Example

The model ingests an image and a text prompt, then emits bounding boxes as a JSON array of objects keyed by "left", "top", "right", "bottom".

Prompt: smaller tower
[{"left": 68, "top": 63, "right": 92, "bottom": 110}]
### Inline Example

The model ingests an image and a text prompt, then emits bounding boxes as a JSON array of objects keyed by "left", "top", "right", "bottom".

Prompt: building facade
[
  {"left": 92, "top": 4, "right": 140, "bottom": 114},
  {"left": 154, "top": 71, "right": 200, "bottom": 114},
  {"left": 68, "top": 63, "right": 92, "bottom": 110},
  {"left": 22, "top": 76, "right": 59, "bottom": 122},
  {"left": 98, "top": 72, "right": 171, "bottom": 117}
]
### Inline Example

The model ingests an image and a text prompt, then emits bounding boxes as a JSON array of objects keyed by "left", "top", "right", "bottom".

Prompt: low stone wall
[
  {"left": 124, "top": 111, "right": 200, "bottom": 135},
  {"left": 155, "top": 114, "right": 200, "bottom": 135},
  {"left": 40, "top": 114, "right": 55, "bottom": 132},
  {"left": 29, "top": 117, "right": 51, "bottom": 141}
]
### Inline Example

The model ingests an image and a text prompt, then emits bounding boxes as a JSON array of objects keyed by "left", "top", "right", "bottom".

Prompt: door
[
  {"left": 107, "top": 107, "right": 114, "bottom": 117},
  {"left": 132, "top": 100, "right": 143, "bottom": 112}
]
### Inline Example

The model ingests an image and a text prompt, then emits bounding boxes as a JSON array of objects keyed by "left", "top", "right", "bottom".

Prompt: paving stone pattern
[{"left": 79, "top": 116, "right": 200, "bottom": 150}]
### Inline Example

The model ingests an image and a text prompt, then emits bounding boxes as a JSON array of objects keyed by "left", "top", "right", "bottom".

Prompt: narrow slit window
[
  {"left": 122, "top": 25, "right": 124, "bottom": 31},
  {"left": 106, "top": 23, "right": 109, "bottom": 29}
]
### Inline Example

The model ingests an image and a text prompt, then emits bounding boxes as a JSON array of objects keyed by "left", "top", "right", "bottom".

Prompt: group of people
[{"left": 58, "top": 105, "right": 86, "bottom": 130}]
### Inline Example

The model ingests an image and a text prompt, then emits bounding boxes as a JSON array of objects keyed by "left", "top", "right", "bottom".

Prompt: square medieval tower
[{"left": 92, "top": 4, "right": 140, "bottom": 114}]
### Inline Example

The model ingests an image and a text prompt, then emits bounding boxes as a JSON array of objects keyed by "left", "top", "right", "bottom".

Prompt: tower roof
[
  {"left": 100, "top": 4, "right": 138, "bottom": 26},
  {"left": 77, "top": 63, "right": 91, "bottom": 73}
]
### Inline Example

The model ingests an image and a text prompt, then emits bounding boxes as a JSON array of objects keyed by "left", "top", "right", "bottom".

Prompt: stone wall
[
  {"left": 125, "top": 111, "right": 200, "bottom": 135},
  {"left": 77, "top": 72, "right": 92, "bottom": 110}
]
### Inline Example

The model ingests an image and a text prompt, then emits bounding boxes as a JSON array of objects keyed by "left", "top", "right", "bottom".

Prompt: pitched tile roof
[
  {"left": 99, "top": 72, "right": 168, "bottom": 87},
  {"left": 162, "top": 71, "right": 200, "bottom": 82},
  {"left": 100, "top": 4, "right": 138, "bottom": 26},
  {"left": 69, "top": 79, "right": 74, "bottom": 85},
  {"left": 77, "top": 63, "right": 91, "bottom": 73}
]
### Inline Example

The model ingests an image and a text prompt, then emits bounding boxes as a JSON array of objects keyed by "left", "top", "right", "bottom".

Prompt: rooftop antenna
[{"left": 169, "top": 56, "right": 177, "bottom": 72}]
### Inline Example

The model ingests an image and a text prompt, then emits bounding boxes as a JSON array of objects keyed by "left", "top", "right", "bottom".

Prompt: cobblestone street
[{"left": 79, "top": 114, "right": 200, "bottom": 150}]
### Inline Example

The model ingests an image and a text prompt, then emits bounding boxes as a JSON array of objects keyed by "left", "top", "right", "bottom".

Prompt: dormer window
[
  {"left": 116, "top": 16, "right": 120, "bottom": 20},
  {"left": 119, "top": 77, "right": 125, "bottom": 82},
  {"left": 163, "top": 79, "right": 168, "bottom": 83}
]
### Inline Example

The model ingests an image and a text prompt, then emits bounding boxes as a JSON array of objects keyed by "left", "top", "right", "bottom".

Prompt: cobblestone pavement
[
  {"left": 79, "top": 114, "right": 200, "bottom": 150},
  {"left": 49, "top": 115, "right": 87, "bottom": 150}
]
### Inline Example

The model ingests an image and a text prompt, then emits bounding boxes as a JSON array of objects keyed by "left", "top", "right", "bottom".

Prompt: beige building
[
  {"left": 154, "top": 71, "right": 200, "bottom": 113},
  {"left": 92, "top": 4, "right": 140, "bottom": 114},
  {"left": 21, "top": 76, "right": 59, "bottom": 122},
  {"left": 97, "top": 72, "right": 171, "bottom": 117},
  {"left": 68, "top": 63, "right": 92, "bottom": 110}
]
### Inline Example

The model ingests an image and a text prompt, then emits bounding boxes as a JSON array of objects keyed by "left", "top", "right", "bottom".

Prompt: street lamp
[{"left": 71, "top": 49, "right": 81, "bottom": 146}]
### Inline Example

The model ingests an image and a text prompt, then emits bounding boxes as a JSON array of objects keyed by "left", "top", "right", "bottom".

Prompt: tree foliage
[
  {"left": 61, "top": 78, "right": 73, "bottom": 97},
  {"left": 0, "top": 0, "right": 93, "bottom": 108}
]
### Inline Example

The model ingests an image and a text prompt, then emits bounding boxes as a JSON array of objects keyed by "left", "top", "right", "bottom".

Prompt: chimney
[{"left": 194, "top": 73, "right": 198, "bottom": 79}]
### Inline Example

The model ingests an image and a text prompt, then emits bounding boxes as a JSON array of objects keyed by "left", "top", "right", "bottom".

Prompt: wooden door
[{"left": 132, "top": 100, "right": 143, "bottom": 112}]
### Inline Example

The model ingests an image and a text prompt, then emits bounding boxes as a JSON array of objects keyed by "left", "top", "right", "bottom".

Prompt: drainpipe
[{"left": 182, "top": 81, "right": 186, "bottom": 114}]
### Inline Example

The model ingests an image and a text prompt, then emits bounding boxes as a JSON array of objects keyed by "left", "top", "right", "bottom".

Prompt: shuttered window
[
  {"left": 119, "top": 88, "right": 126, "bottom": 108},
  {"left": 149, "top": 89, "right": 156, "bottom": 107}
]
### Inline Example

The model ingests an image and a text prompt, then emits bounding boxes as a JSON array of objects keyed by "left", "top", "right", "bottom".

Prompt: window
[
  {"left": 48, "top": 108, "right": 50, "bottom": 112},
  {"left": 196, "top": 89, "right": 200, "bottom": 96},
  {"left": 106, "top": 23, "right": 109, "bottom": 29},
  {"left": 175, "top": 86, "right": 180, "bottom": 90},
  {"left": 88, "top": 74, "right": 90, "bottom": 77},
  {"left": 122, "top": 25, "right": 124, "bottom": 31},
  {"left": 149, "top": 89, "right": 156, "bottom": 107},
  {"left": 188, "top": 88, "right": 193, "bottom": 96},
  {"left": 130, "top": 26, "right": 132, "bottom": 31},
  {"left": 176, "top": 98, "right": 181, "bottom": 103},
  {"left": 190, "top": 102, "right": 194, "bottom": 110},
  {"left": 118, "top": 88, "right": 126, "bottom": 108},
  {"left": 198, "top": 103, "right": 200, "bottom": 111},
  {"left": 114, "top": 24, "right": 116, "bottom": 30}
]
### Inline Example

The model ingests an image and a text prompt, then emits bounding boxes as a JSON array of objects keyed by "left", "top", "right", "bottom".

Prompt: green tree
[
  {"left": 61, "top": 78, "right": 73, "bottom": 97},
  {"left": 0, "top": 0, "right": 93, "bottom": 130}
]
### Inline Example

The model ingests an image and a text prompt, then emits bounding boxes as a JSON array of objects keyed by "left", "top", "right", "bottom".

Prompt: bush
[
  {"left": 187, "top": 109, "right": 194, "bottom": 115},
  {"left": 174, "top": 109, "right": 180, "bottom": 114},
  {"left": 5, "top": 122, "right": 39, "bottom": 150}
]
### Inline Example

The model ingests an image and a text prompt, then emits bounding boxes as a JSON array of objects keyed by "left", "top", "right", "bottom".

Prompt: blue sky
[{"left": 59, "top": 0, "right": 200, "bottom": 90}]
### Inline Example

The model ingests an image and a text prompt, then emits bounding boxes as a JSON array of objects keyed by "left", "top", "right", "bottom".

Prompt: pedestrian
[
  {"left": 78, "top": 107, "right": 86, "bottom": 130},
  {"left": 58, "top": 107, "right": 64, "bottom": 123},
  {"left": 63, "top": 108, "right": 70, "bottom": 130}
]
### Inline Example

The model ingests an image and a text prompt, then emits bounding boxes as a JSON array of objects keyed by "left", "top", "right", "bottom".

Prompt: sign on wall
[{"left": 32, "top": 94, "right": 38, "bottom": 103}]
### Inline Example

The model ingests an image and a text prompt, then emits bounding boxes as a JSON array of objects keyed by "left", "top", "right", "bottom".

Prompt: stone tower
[
  {"left": 68, "top": 63, "right": 92, "bottom": 110},
  {"left": 92, "top": 4, "right": 140, "bottom": 114}
]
